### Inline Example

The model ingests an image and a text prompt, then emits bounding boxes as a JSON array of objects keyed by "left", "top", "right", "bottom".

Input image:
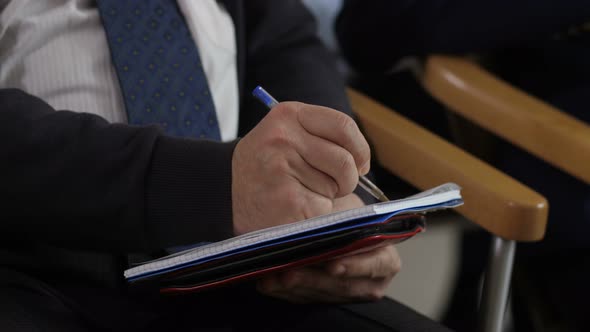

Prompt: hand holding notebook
[{"left": 125, "top": 183, "right": 463, "bottom": 294}]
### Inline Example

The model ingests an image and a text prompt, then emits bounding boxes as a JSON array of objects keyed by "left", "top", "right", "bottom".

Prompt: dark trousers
[{"left": 0, "top": 268, "right": 452, "bottom": 332}]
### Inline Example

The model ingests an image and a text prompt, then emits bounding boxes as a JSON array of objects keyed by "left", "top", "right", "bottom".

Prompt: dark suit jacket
[
  {"left": 336, "top": 0, "right": 590, "bottom": 73},
  {"left": 0, "top": 0, "right": 350, "bottom": 288}
]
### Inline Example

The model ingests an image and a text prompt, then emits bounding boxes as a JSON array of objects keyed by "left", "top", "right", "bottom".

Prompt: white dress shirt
[{"left": 0, "top": 0, "right": 239, "bottom": 142}]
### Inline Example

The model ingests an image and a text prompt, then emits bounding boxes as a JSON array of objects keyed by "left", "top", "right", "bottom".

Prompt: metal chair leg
[{"left": 479, "top": 236, "right": 516, "bottom": 332}]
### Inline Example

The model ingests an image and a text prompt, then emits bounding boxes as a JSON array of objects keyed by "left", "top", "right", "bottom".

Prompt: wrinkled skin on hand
[
  {"left": 232, "top": 101, "right": 370, "bottom": 235},
  {"left": 232, "top": 101, "right": 400, "bottom": 303}
]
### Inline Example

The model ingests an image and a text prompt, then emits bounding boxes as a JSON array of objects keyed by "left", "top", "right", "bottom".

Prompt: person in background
[
  {"left": 0, "top": 0, "right": 453, "bottom": 331},
  {"left": 336, "top": 0, "right": 590, "bottom": 330}
]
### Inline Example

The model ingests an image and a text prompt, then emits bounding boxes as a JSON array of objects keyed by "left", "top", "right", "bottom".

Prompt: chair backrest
[{"left": 423, "top": 55, "right": 590, "bottom": 185}]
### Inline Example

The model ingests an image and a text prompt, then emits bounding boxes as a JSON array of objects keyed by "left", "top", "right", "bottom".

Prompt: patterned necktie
[{"left": 97, "top": 0, "right": 221, "bottom": 140}]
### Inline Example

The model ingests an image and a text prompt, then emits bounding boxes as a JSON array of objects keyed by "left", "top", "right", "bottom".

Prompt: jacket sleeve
[
  {"left": 238, "top": 0, "right": 353, "bottom": 134},
  {"left": 0, "top": 89, "right": 235, "bottom": 253}
]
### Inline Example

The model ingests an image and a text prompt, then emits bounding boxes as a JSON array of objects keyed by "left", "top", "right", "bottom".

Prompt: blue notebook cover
[{"left": 125, "top": 183, "right": 463, "bottom": 282}]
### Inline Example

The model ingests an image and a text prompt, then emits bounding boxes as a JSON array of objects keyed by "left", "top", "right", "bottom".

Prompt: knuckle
[
  {"left": 279, "top": 185, "right": 305, "bottom": 214},
  {"left": 358, "top": 142, "right": 371, "bottom": 170},
  {"left": 302, "top": 194, "right": 332, "bottom": 219},
  {"left": 267, "top": 156, "right": 291, "bottom": 175},
  {"left": 335, "top": 153, "right": 356, "bottom": 192},
  {"left": 334, "top": 112, "right": 369, "bottom": 170},
  {"left": 273, "top": 102, "right": 303, "bottom": 124},
  {"left": 323, "top": 178, "right": 340, "bottom": 199},
  {"left": 267, "top": 125, "right": 292, "bottom": 148},
  {"left": 272, "top": 102, "right": 297, "bottom": 117},
  {"left": 335, "top": 112, "right": 358, "bottom": 137},
  {"left": 337, "top": 151, "right": 356, "bottom": 173}
]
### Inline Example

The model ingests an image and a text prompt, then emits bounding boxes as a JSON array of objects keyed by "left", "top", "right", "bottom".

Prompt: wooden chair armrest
[
  {"left": 423, "top": 55, "right": 590, "bottom": 184},
  {"left": 347, "top": 88, "right": 548, "bottom": 242}
]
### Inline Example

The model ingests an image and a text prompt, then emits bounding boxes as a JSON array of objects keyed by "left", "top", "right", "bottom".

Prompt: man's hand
[
  {"left": 256, "top": 192, "right": 403, "bottom": 304},
  {"left": 231, "top": 101, "right": 396, "bottom": 304},
  {"left": 257, "top": 244, "right": 401, "bottom": 303},
  {"left": 231, "top": 102, "right": 370, "bottom": 235}
]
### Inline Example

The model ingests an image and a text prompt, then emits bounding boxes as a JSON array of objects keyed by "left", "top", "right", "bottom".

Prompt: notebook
[{"left": 125, "top": 183, "right": 463, "bottom": 293}]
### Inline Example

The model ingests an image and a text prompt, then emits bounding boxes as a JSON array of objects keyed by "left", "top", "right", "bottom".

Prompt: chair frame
[
  {"left": 348, "top": 88, "right": 548, "bottom": 332},
  {"left": 420, "top": 55, "right": 590, "bottom": 332}
]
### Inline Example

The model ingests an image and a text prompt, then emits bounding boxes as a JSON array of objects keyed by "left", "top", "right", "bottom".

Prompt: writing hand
[{"left": 231, "top": 102, "right": 370, "bottom": 235}]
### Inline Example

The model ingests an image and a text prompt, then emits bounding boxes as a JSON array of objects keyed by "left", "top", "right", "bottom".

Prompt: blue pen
[{"left": 252, "top": 85, "right": 389, "bottom": 202}]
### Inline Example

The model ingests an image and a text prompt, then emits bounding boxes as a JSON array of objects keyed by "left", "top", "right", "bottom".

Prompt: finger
[
  {"left": 266, "top": 287, "right": 352, "bottom": 304},
  {"left": 284, "top": 149, "right": 340, "bottom": 199},
  {"left": 258, "top": 271, "right": 364, "bottom": 303},
  {"left": 327, "top": 245, "right": 401, "bottom": 279},
  {"left": 332, "top": 193, "right": 365, "bottom": 212},
  {"left": 295, "top": 131, "right": 359, "bottom": 197},
  {"left": 262, "top": 104, "right": 361, "bottom": 197},
  {"left": 298, "top": 184, "right": 335, "bottom": 219},
  {"left": 277, "top": 267, "right": 388, "bottom": 301},
  {"left": 258, "top": 276, "right": 345, "bottom": 304},
  {"left": 275, "top": 178, "right": 334, "bottom": 221},
  {"left": 257, "top": 275, "right": 314, "bottom": 304},
  {"left": 296, "top": 103, "right": 371, "bottom": 174}
]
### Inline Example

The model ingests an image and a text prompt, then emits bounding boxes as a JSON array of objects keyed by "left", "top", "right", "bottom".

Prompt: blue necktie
[{"left": 97, "top": 0, "right": 221, "bottom": 140}]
